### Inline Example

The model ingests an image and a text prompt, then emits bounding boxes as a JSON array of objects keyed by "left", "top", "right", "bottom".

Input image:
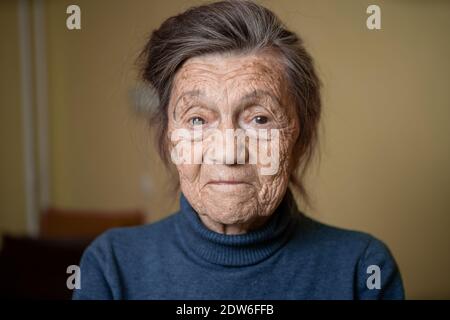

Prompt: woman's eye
[
  {"left": 252, "top": 115, "right": 268, "bottom": 125},
  {"left": 189, "top": 116, "right": 206, "bottom": 126}
]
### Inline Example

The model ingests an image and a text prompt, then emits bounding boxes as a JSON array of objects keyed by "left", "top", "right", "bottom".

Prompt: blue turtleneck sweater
[{"left": 72, "top": 191, "right": 404, "bottom": 299}]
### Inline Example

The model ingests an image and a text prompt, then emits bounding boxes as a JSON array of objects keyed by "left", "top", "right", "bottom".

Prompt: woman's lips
[{"left": 207, "top": 180, "right": 248, "bottom": 185}]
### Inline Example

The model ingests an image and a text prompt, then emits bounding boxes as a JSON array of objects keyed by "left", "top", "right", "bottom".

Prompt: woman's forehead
[{"left": 172, "top": 52, "right": 287, "bottom": 97}]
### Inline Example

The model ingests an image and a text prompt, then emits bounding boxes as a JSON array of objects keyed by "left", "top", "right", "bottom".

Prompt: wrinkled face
[{"left": 167, "top": 51, "right": 300, "bottom": 227}]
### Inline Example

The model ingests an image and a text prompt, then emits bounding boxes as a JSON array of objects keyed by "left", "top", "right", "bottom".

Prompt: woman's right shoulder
[
  {"left": 83, "top": 211, "right": 180, "bottom": 257},
  {"left": 73, "top": 212, "right": 181, "bottom": 299}
]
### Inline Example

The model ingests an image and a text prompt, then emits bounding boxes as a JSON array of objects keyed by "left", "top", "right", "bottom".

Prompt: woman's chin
[{"left": 199, "top": 201, "right": 259, "bottom": 227}]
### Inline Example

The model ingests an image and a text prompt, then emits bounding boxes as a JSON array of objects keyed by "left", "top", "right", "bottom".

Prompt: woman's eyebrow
[
  {"left": 173, "top": 89, "right": 282, "bottom": 119},
  {"left": 173, "top": 90, "right": 202, "bottom": 119},
  {"left": 238, "top": 89, "right": 282, "bottom": 110}
]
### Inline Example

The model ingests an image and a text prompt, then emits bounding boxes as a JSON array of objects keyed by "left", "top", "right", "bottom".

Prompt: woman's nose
[{"left": 203, "top": 127, "right": 250, "bottom": 165}]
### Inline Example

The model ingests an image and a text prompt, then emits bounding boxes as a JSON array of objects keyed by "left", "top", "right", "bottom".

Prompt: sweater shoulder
[
  {"left": 289, "top": 214, "right": 404, "bottom": 299},
  {"left": 294, "top": 214, "right": 393, "bottom": 260},
  {"left": 84, "top": 211, "right": 180, "bottom": 258}
]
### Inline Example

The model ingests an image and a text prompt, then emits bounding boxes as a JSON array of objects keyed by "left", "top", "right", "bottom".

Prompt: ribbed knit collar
[{"left": 175, "top": 189, "right": 300, "bottom": 267}]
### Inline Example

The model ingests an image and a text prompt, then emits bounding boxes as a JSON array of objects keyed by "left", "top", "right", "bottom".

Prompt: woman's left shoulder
[
  {"left": 293, "top": 214, "right": 405, "bottom": 299},
  {"left": 296, "top": 214, "right": 394, "bottom": 258}
]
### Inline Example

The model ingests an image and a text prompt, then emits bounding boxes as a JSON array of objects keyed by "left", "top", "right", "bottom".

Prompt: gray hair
[{"left": 138, "top": 0, "right": 322, "bottom": 204}]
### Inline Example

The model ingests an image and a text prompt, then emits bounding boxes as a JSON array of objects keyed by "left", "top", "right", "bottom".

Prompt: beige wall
[
  {"left": 45, "top": 0, "right": 183, "bottom": 217},
  {"left": 1, "top": 0, "right": 449, "bottom": 299},
  {"left": 0, "top": 0, "right": 28, "bottom": 237}
]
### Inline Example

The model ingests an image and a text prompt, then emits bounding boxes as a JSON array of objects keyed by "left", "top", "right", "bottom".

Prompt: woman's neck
[{"left": 197, "top": 213, "right": 272, "bottom": 235}]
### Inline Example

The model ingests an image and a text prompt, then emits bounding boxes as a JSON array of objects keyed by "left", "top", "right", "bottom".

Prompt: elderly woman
[{"left": 74, "top": 0, "right": 404, "bottom": 300}]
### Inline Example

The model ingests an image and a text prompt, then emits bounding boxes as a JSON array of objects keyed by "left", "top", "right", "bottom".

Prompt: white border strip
[{"left": 18, "top": 0, "right": 38, "bottom": 236}]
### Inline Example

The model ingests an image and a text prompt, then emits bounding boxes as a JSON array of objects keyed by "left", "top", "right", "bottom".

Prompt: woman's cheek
[{"left": 177, "top": 163, "right": 201, "bottom": 185}]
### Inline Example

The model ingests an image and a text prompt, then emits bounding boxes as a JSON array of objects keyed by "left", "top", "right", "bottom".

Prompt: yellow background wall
[
  {"left": 0, "top": 1, "right": 28, "bottom": 237},
  {"left": 1, "top": 0, "right": 449, "bottom": 299}
]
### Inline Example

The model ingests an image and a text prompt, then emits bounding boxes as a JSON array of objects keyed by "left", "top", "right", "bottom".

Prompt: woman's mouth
[{"left": 207, "top": 180, "right": 248, "bottom": 185}]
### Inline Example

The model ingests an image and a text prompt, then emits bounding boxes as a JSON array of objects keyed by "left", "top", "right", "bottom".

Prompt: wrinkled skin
[{"left": 167, "top": 51, "right": 300, "bottom": 234}]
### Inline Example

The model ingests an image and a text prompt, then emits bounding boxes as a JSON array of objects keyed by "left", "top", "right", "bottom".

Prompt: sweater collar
[{"left": 175, "top": 189, "right": 299, "bottom": 267}]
